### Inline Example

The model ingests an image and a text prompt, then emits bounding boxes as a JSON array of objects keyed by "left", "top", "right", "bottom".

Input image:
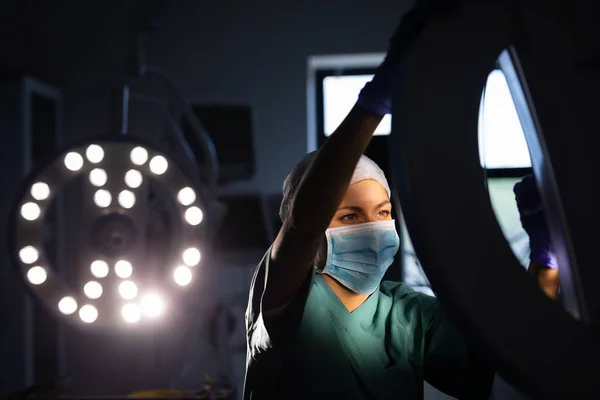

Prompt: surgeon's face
[
  {"left": 315, "top": 179, "right": 392, "bottom": 267},
  {"left": 329, "top": 179, "right": 392, "bottom": 228}
]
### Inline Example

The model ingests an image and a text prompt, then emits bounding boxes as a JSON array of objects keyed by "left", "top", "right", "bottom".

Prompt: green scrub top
[{"left": 244, "top": 249, "right": 493, "bottom": 400}]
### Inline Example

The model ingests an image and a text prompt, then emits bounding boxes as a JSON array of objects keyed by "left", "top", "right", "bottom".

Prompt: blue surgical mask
[{"left": 319, "top": 220, "right": 400, "bottom": 295}]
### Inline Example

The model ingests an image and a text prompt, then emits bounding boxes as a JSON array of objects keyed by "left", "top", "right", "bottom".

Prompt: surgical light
[
  {"left": 118, "top": 190, "right": 136, "bottom": 209},
  {"left": 58, "top": 296, "right": 77, "bottom": 315},
  {"left": 10, "top": 138, "right": 208, "bottom": 330},
  {"left": 149, "top": 155, "right": 168, "bottom": 175},
  {"left": 89, "top": 168, "right": 108, "bottom": 187},
  {"left": 93, "top": 189, "right": 112, "bottom": 208},
  {"left": 21, "top": 202, "right": 41, "bottom": 221},
  {"left": 90, "top": 260, "right": 109, "bottom": 278},
  {"left": 182, "top": 247, "right": 201, "bottom": 267},
  {"left": 140, "top": 293, "right": 165, "bottom": 317},
  {"left": 19, "top": 246, "right": 38, "bottom": 264},
  {"left": 115, "top": 260, "right": 133, "bottom": 279},
  {"left": 122, "top": 304, "right": 141, "bottom": 323},
  {"left": 130, "top": 146, "right": 148, "bottom": 165},
  {"left": 27, "top": 266, "right": 47, "bottom": 285},
  {"left": 79, "top": 305, "right": 98, "bottom": 323},
  {"left": 85, "top": 144, "right": 105, "bottom": 163},
  {"left": 83, "top": 281, "right": 103, "bottom": 299},
  {"left": 64, "top": 152, "right": 84, "bottom": 171},
  {"left": 173, "top": 266, "right": 192, "bottom": 286},
  {"left": 177, "top": 187, "right": 196, "bottom": 206},
  {"left": 118, "top": 280, "right": 138, "bottom": 300},
  {"left": 124, "top": 169, "right": 143, "bottom": 188},
  {"left": 31, "top": 182, "right": 50, "bottom": 201},
  {"left": 184, "top": 206, "right": 203, "bottom": 226}
]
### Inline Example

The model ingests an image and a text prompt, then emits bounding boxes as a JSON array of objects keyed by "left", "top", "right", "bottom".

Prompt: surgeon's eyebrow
[
  {"left": 337, "top": 200, "right": 390, "bottom": 213},
  {"left": 337, "top": 205, "right": 363, "bottom": 213},
  {"left": 375, "top": 200, "right": 391, "bottom": 209}
]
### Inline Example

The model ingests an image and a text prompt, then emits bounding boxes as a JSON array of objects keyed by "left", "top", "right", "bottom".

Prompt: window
[
  {"left": 478, "top": 70, "right": 532, "bottom": 170},
  {"left": 322, "top": 73, "right": 391, "bottom": 136},
  {"left": 479, "top": 69, "right": 532, "bottom": 268},
  {"left": 308, "top": 53, "right": 386, "bottom": 152}
]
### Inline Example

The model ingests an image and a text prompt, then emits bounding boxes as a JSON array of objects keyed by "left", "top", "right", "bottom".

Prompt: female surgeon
[{"left": 243, "top": 2, "right": 495, "bottom": 399}]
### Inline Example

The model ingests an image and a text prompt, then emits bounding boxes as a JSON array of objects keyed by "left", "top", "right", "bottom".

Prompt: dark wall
[
  {"left": 0, "top": 1, "right": 129, "bottom": 83},
  {"left": 63, "top": 0, "right": 412, "bottom": 194}
]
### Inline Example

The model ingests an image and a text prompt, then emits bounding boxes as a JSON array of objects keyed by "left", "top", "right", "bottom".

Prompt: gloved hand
[
  {"left": 357, "top": 0, "right": 455, "bottom": 116},
  {"left": 513, "top": 175, "right": 558, "bottom": 269}
]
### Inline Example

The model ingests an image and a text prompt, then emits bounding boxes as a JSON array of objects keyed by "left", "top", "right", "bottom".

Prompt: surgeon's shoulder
[
  {"left": 380, "top": 280, "right": 420, "bottom": 298},
  {"left": 246, "top": 247, "right": 271, "bottom": 336},
  {"left": 380, "top": 281, "right": 440, "bottom": 324},
  {"left": 380, "top": 280, "right": 434, "bottom": 302},
  {"left": 247, "top": 247, "right": 271, "bottom": 312},
  {"left": 246, "top": 246, "right": 313, "bottom": 344}
]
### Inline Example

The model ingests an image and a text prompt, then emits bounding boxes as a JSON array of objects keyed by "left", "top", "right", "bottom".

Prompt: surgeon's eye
[
  {"left": 340, "top": 214, "right": 359, "bottom": 223},
  {"left": 378, "top": 210, "right": 391, "bottom": 219}
]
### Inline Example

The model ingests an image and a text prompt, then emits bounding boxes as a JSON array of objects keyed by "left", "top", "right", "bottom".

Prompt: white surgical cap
[
  {"left": 279, "top": 152, "right": 391, "bottom": 221},
  {"left": 350, "top": 155, "right": 391, "bottom": 198}
]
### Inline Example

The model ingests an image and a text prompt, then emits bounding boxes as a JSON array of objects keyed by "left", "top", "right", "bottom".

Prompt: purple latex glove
[
  {"left": 357, "top": 0, "right": 455, "bottom": 116},
  {"left": 513, "top": 175, "right": 558, "bottom": 269}
]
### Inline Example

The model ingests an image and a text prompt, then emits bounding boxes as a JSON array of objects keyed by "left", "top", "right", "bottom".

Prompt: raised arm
[{"left": 263, "top": 107, "right": 384, "bottom": 311}]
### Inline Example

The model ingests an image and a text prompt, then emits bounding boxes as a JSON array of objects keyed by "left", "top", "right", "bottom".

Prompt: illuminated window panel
[{"left": 322, "top": 74, "right": 391, "bottom": 136}]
